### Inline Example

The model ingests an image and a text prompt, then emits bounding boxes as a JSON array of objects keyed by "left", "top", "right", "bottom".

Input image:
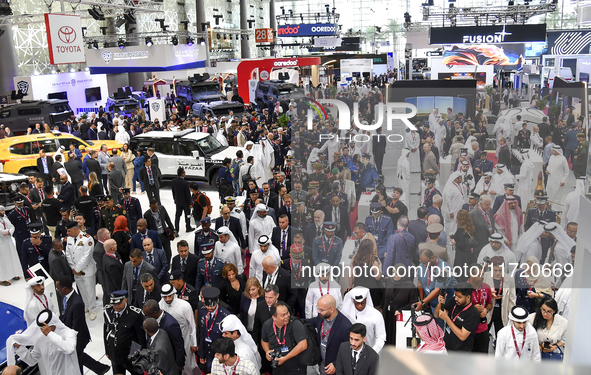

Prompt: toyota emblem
[{"left": 58, "top": 26, "right": 77, "bottom": 44}]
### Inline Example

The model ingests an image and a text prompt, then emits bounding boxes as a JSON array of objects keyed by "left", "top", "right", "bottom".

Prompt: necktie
[
  {"left": 148, "top": 167, "right": 154, "bottom": 185},
  {"left": 134, "top": 266, "right": 140, "bottom": 280},
  {"left": 147, "top": 337, "right": 152, "bottom": 347},
  {"left": 181, "top": 258, "right": 186, "bottom": 273},
  {"left": 317, "top": 226, "right": 322, "bottom": 237},
  {"left": 62, "top": 296, "right": 67, "bottom": 311},
  {"left": 281, "top": 230, "right": 286, "bottom": 254},
  {"left": 224, "top": 220, "right": 228, "bottom": 227},
  {"left": 39, "top": 188, "right": 44, "bottom": 201},
  {"left": 352, "top": 351, "right": 357, "bottom": 369},
  {"left": 334, "top": 207, "right": 339, "bottom": 223},
  {"left": 148, "top": 253, "right": 154, "bottom": 265},
  {"left": 141, "top": 232, "right": 147, "bottom": 241}
]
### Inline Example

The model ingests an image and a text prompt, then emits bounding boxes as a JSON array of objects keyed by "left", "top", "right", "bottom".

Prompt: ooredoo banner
[
  {"left": 44, "top": 13, "right": 86, "bottom": 65},
  {"left": 277, "top": 23, "right": 337, "bottom": 37}
]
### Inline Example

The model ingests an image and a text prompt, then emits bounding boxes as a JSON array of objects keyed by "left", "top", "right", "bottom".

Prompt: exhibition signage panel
[
  {"left": 255, "top": 28, "right": 274, "bottom": 43},
  {"left": 44, "top": 14, "right": 86, "bottom": 65},
  {"left": 314, "top": 37, "right": 342, "bottom": 48},
  {"left": 547, "top": 30, "right": 591, "bottom": 55},
  {"left": 277, "top": 23, "right": 337, "bottom": 37},
  {"left": 86, "top": 44, "right": 207, "bottom": 73},
  {"left": 429, "top": 24, "right": 546, "bottom": 45},
  {"left": 147, "top": 98, "right": 165, "bottom": 123}
]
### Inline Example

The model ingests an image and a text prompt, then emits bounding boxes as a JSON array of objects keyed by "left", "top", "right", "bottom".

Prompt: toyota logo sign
[{"left": 58, "top": 26, "right": 77, "bottom": 44}]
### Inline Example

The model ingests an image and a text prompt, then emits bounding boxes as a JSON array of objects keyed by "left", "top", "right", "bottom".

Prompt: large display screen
[
  {"left": 430, "top": 24, "right": 546, "bottom": 45},
  {"left": 442, "top": 44, "right": 524, "bottom": 66},
  {"left": 85, "top": 87, "right": 102, "bottom": 102},
  {"left": 48, "top": 91, "right": 68, "bottom": 100},
  {"left": 438, "top": 72, "right": 487, "bottom": 89}
]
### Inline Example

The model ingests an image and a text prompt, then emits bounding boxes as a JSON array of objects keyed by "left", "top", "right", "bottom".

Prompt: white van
[{"left": 548, "top": 67, "right": 573, "bottom": 88}]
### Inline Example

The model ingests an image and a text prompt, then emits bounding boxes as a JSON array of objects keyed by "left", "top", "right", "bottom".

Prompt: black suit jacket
[
  {"left": 407, "top": 219, "right": 428, "bottom": 258},
  {"left": 102, "top": 254, "right": 124, "bottom": 297},
  {"left": 171, "top": 254, "right": 199, "bottom": 288},
  {"left": 61, "top": 291, "right": 91, "bottom": 349},
  {"left": 139, "top": 165, "right": 161, "bottom": 189},
  {"left": 144, "top": 207, "right": 174, "bottom": 234},
  {"left": 252, "top": 300, "right": 273, "bottom": 345},
  {"left": 36, "top": 156, "right": 54, "bottom": 174},
  {"left": 65, "top": 160, "right": 84, "bottom": 184},
  {"left": 261, "top": 192, "right": 278, "bottom": 212},
  {"left": 28, "top": 187, "right": 44, "bottom": 218},
  {"left": 262, "top": 266, "right": 296, "bottom": 307},
  {"left": 58, "top": 182, "right": 76, "bottom": 208},
  {"left": 271, "top": 226, "right": 293, "bottom": 259},
  {"left": 148, "top": 329, "right": 178, "bottom": 375},
  {"left": 335, "top": 341, "right": 379, "bottom": 375},
  {"left": 171, "top": 177, "right": 191, "bottom": 206},
  {"left": 86, "top": 158, "right": 102, "bottom": 179},
  {"left": 498, "top": 145, "right": 512, "bottom": 170},
  {"left": 159, "top": 311, "right": 186, "bottom": 368},
  {"left": 48, "top": 249, "right": 72, "bottom": 282},
  {"left": 323, "top": 204, "right": 351, "bottom": 240},
  {"left": 214, "top": 216, "right": 245, "bottom": 248},
  {"left": 307, "top": 312, "right": 352, "bottom": 366}
]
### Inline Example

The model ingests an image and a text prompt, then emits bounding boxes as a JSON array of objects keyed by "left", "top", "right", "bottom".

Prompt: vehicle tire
[
  {"left": 19, "top": 168, "right": 43, "bottom": 180},
  {"left": 209, "top": 169, "right": 220, "bottom": 190}
]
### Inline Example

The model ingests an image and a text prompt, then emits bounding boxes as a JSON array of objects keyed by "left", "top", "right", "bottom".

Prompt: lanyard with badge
[
  {"left": 511, "top": 326, "right": 526, "bottom": 358},
  {"left": 494, "top": 277, "right": 503, "bottom": 307},
  {"left": 205, "top": 308, "right": 219, "bottom": 343},
  {"left": 223, "top": 358, "right": 240, "bottom": 375},
  {"left": 445, "top": 303, "right": 473, "bottom": 335},
  {"left": 33, "top": 244, "right": 44, "bottom": 262},
  {"left": 318, "top": 281, "right": 330, "bottom": 296},
  {"left": 34, "top": 294, "right": 49, "bottom": 309},
  {"left": 320, "top": 321, "right": 331, "bottom": 350},
  {"left": 273, "top": 322, "right": 289, "bottom": 354},
  {"left": 320, "top": 236, "right": 334, "bottom": 263}
]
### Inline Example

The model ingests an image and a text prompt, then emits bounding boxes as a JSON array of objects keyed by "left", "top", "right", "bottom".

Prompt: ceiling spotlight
[
  {"left": 124, "top": 10, "right": 136, "bottom": 24},
  {"left": 187, "top": 37, "right": 194, "bottom": 46},
  {"left": 70, "top": 68, "right": 75, "bottom": 73},
  {"left": 87, "top": 42, "right": 93, "bottom": 49},
  {"left": 199, "top": 38, "right": 205, "bottom": 45},
  {"left": 118, "top": 39, "right": 125, "bottom": 49},
  {"left": 145, "top": 37, "right": 153, "bottom": 47},
  {"left": 88, "top": 6, "right": 105, "bottom": 21},
  {"left": 92, "top": 41, "right": 98, "bottom": 49},
  {"left": 171, "top": 35, "right": 179, "bottom": 45},
  {"left": 246, "top": 35, "right": 249, "bottom": 40}
]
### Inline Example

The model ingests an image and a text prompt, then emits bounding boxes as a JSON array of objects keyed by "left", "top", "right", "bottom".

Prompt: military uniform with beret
[
  {"left": 306, "top": 181, "right": 326, "bottom": 214},
  {"left": 99, "top": 196, "right": 128, "bottom": 233}
]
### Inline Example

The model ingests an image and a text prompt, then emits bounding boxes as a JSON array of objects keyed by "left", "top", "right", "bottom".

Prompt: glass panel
[{"left": 9, "top": 143, "right": 31, "bottom": 155}]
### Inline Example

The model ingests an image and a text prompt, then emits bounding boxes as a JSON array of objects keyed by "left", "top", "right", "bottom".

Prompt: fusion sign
[
  {"left": 44, "top": 13, "right": 86, "bottom": 65},
  {"left": 277, "top": 23, "right": 337, "bottom": 37},
  {"left": 429, "top": 24, "right": 546, "bottom": 45}
]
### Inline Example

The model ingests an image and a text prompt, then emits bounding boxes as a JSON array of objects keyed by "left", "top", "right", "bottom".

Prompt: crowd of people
[{"left": 0, "top": 80, "right": 585, "bottom": 375}]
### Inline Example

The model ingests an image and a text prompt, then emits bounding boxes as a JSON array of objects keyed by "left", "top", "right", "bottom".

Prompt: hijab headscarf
[
  {"left": 113, "top": 215, "right": 129, "bottom": 234},
  {"left": 414, "top": 314, "right": 446, "bottom": 352}
]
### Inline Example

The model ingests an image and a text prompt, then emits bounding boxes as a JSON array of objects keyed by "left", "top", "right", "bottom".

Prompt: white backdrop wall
[{"left": 430, "top": 57, "right": 495, "bottom": 87}]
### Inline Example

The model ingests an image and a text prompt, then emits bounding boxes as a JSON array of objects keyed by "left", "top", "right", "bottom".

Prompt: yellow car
[{"left": 0, "top": 132, "right": 123, "bottom": 175}]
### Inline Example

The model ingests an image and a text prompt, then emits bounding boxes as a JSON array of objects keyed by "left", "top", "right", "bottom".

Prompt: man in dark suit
[
  {"left": 491, "top": 183, "right": 522, "bottom": 215},
  {"left": 260, "top": 183, "right": 278, "bottom": 211},
  {"left": 139, "top": 157, "right": 161, "bottom": 204},
  {"left": 56, "top": 276, "right": 110, "bottom": 375},
  {"left": 146, "top": 148, "right": 160, "bottom": 169},
  {"left": 57, "top": 173, "right": 75, "bottom": 210},
  {"left": 407, "top": 206, "right": 429, "bottom": 262},
  {"left": 50, "top": 154, "right": 65, "bottom": 192},
  {"left": 102, "top": 238, "right": 124, "bottom": 304},
  {"left": 143, "top": 199, "right": 175, "bottom": 264},
  {"left": 121, "top": 188, "right": 142, "bottom": 234},
  {"left": 121, "top": 248, "right": 158, "bottom": 306},
  {"left": 271, "top": 215, "right": 293, "bottom": 261},
  {"left": 85, "top": 150, "right": 102, "bottom": 181},
  {"left": 135, "top": 273, "right": 162, "bottom": 307},
  {"left": 304, "top": 211, "right": 326, "bottom": 248},
  {"left": 87, "top": 123, "right": 98, "bottom": 140},
  {"left": 252, "top": 284, "right": 279, "bottom": 373},
  {"left": 214, "top": 206, "right": 245, "bottom": 249},
  {"left": 65, "top": 154, "right": 84, "bottom": 198},
  {"left": 469, "top": 195, "right": 496, "bottom": 259},
  {"left": 130, "top": 218, "right": 163, "bottom": 251},
  {"left": 497, "top": 137, "right": 512, "bottom": 170},
  {"left": 48, "top": 239, "right": 73, "bottom": 298},
  {"left": 171, "top": 167, "right": 194, "bottom": 233},
  {"left": 261, "top": 257, "right": 296, "bottom": 307},
  {"left": 307, "top": 294, "right": 352, "bottom": 375},
  {"left": 143, "top": 318, "right": 179, "bottom": 375},
  {"left": 335, "top": 323, "right": 379, "bottom": 375},
  {"left": 36, "top": 149, "right": 54, "bottom": 187},
  {"left": 324, "top": 195, "right": 351, "bottom": 241},
  {"left": 171, "top": 240, "right": 198, "bottom": 288},
  {"left": 107, "top": 162, "right": 126, "bottom": 203},
  {"left": 142, "top": 237, "right": 169, "bottom": 285},
  {"left": 28, "top": 177, "right": 45, "bottom": 229},
  {"left": 142, "top": 299, "right": 186, "bottom": 371},
  {"left": 80, "top": 121, "right": 91, "bottom": 140}
]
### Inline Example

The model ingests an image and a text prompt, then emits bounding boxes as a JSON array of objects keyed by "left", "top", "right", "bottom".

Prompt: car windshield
[
  {"left": 212, "top": 106, "right": 244, "bottom": 117},
  {"left": 278, "top": 86, "right": 303, "bottom": 95},
  {"left": 192, "top": 83, "right": 220, "bottom": 94},
  {"left": 197, "top": 135, "right": 223, "bottom": 154}
]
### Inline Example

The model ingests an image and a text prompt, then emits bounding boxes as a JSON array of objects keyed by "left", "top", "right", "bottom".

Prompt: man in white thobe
[
  {"left": 459, "top": 160, "right": 475, "bottom": 194},
  {"left": 160, "top": 284, "right": 198, "bottom": 375},
  {"left": 250, "top": 143, "right": 267, "bottom": 188},
  {"left": 397, "top": 148, "right": 411, "bottom": 207},
  {"left": 342, "top": 287, "right": 386, "bottom": 353},
  {"left": 220, "top": 313, "right": 262, "bottom": 370},
  {"left": 305, "top": 263, "right": 342, "bottom": 318},
  {"left": 0, "top": 205, "right": 23, "bottom": 283},
  {"left": 405, "top": 129, "right": 421, "bottom": 172},
  {"left": 24, "top": 276, "right": 56, "bottom": 326},
  {"left": 516, "top": 150, "right": 535, "bottom": 205},
  {"left": 7, "top": 310, "right": 80, "bottom": 375},
  {"left": 494, "top": 196, "right": 523, "bottom": 252},
  {"left": 214, "top": 226, "right": 243, "bottom": 274},
  {"left": 433, "top": 121, "right": 446, "bottom": 158},
  {"left": 318, "top": 133, "right": 340, "bottom": 166},
  {"left": 562, "top": 177, "right": 585, "bottom": 228},
  {"left": 477, "top": 233, "right": 517, "bottom": 270},
  {"left": 490, "top": 164, "right": 514, "bottom": 202},
  {"left": 428, "top": 108, "right": 442, "bottom": 130},
  {"left": 515, "top": 222, "right": 546, "bottom": 263},
  {"left": 543, "top": 222, "right": 575, "bottom": 267},
  {"left": 546, "top": 145, "right": 570, "bottom": 207},
  {"left": 65, "top": 222, "right": 98, "bottom": 320},
  {"left": 474, "top": 172, "right": 499, "bottom": 201},
  {"left": 249, "top": 235, "right": 281, "bottom": 283},
  {"left": 495, "top": 306, "right": 541, "bottom": 362},
  {"left": 248, "top": 204, "right": 275, "bottom": 252},
  {"left": 442, "top": 171, "right": 464, "bottom": 235}
]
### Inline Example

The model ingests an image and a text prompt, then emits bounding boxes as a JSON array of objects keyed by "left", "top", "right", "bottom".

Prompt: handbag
[
  {"left": 165, "top": 227, "right": 176, "bottom": 241},
  {"left": 541, "top": 346, "right": 563, "bottom": 361},
  {"left": 466, "top": 232, "right": 478, "bottom": 251}
]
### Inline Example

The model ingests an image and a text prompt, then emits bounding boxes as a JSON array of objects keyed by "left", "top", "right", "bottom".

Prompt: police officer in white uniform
[{"left": 65, "top": 221, "right": 98, "bottom": 320}]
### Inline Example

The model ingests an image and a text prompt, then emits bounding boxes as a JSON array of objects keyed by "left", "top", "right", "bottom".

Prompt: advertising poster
[{"left": 443, "top": 43, "right": 525, "bottom": 66}]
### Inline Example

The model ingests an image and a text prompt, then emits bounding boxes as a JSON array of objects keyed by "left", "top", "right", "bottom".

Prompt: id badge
[
  {"left": 322, "top": 259, "right": 328, "bottom": 263},
  {"left": 495, "top": 301, "right": 500, "bottom": 308},
  {"left": 38, "top": 255, "right": 44, "bottom": 262},
  {"left": 281, "top": 346, "right": 289, "bottom": 354},
  {"left": 205, "top": 337, "right": 212, "bottom": 343},
  {"left": 445, "top": 326, "right": 451, "bottom": 334}
]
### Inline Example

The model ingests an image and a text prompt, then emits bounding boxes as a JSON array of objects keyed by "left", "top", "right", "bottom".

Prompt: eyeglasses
[{"left": 540, "top": 307, "right": 555, "bottom": 315}]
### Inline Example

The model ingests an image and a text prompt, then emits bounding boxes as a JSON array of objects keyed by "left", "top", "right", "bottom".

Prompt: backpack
[
  {"left": 241, "top": 165, "right": 253, "bottom": 187},
  {"left": 229, "top": 159, "right": 242, "bottom": 181},
  {"left": 197, "top": 192, "right": 213, "bottom": 215},
  {"left": 290, "top": 317, "right": 321, "bottom": 366}
]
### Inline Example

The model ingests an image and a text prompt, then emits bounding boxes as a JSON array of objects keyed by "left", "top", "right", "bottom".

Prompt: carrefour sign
[
  {"left": 277, "top": 23, "right": 337, "bottom": 37},
  {"left": 44, "top": 13, "right": 86, "bottom": 65}
]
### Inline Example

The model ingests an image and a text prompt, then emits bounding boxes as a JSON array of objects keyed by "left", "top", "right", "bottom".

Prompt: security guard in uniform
[
  {"left": 306, "top": 181, "right": 326, "bottom": 214},
  {"left": 524, "top": 195, "right": 557, "bottom": 231},
  {"left": 365, "top": 202, "right": 394, "bottom": 260},
  {"left": 55, "top": 206, "right": 72, "bottom": 244},
  {"left": 99, "top": 195, "right": 128, "bottom": 233},
  {"left": 292, "top": 201, "right": 308, "bottom": 230},
  {"left": 7, "top": 196, "right": 32, "bottom": 262},
  {"left": 103, "top": 290, "right": 145, "bottom": 375},
  {"left": 197, "top": 287, "right": 231, "bottom": 374},
  {"left": 311, "top": 221, "right": 343, "bottom": 266},
  {"left": 169, "top": 269, "right": 199, "bottom": 311},
  {"left": 292, "top": 162, "right": 309, "bottom": 191},
  {"left": 574, "top": 132, "right": 589, "bottom": 178},
  {"left": 309, "top": 163, "right": 329, "bottom": 196},
  {"left": 195, "top": 243, "right": 226, "bottom": 291},
  {"left": 279, "top": 155, "right": 292, "bottom": 185},
  {"left": 194, "top": 217, "right": 219, "bottom": 259},
  {"left": 267, "top": 169, "right": 279, "bottom": 192},
  {"left": 325, "top": 181, "right": 349, "bottom": 209},
  {"left": 120, "top": 188, "right": 142, "bottom": 234},
  {"left": 20, "top": 222, "right": 52, "bottom": 275}
]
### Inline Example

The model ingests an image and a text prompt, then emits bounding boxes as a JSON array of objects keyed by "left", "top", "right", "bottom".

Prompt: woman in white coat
[
  {"left": 405, "top": 129, "right": 421, "bottom": 172},
  {"left": 397, "top": 148, "right": 411, "bottom": 207},
  {"left": 546, "top": 146, "right": 570, "bottom": 207}
]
